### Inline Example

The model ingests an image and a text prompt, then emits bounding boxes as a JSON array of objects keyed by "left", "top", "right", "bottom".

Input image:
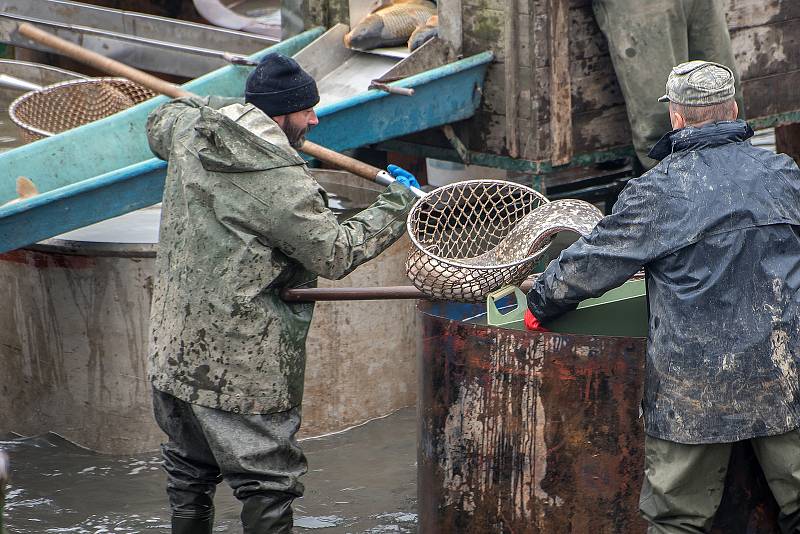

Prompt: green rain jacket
[{"left": 146, "top": 96, "right": 415, "bottom": 414}]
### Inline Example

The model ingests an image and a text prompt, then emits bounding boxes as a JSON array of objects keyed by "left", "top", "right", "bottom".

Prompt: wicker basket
[{"left": 8, "top": 77, "right": 156, "bottom": 142}]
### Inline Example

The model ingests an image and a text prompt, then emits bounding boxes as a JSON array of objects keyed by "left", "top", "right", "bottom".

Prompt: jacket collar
[
  {"left": 194, "top": 103, "right": 305, "bottom": 173},
  {"left": 648, "top": 119, "right": 754, "bottom": 162}
]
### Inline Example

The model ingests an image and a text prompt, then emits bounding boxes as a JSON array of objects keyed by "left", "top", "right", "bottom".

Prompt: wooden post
[
  {"left": 521, "top": 0, "right": 542, "bottom": 161},
  {"left": 776, "top": 124, "right": 800, "bottom": 166},
  {"left": 438, "top": 0, "right": 464, "bottom": 58},
  {"left": 504, "top": 0, "right": 520, "bottom": 158},
  {"left": 547, "top": 0, "right": 573, "bottom": 166}
]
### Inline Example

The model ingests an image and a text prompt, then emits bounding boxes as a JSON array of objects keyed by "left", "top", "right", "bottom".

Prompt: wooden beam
[
  {"left": 548, "top": 0, "right": 573, "bottom": 165},
  {"left": 504, "top": 0, "right": 520, "bottom": 157},
  {"left": 438, "top": 0, "right": 464, "bottom": 57},
  {"left": 776, "top": 124, "right": 800, "bottom": 166}
]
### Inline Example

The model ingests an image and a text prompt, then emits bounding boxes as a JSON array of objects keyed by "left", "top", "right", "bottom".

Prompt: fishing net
[
  {"left": 406, "top": 180, "right": 552, "bottom": 303},
  {"left": 9, "top": 78, "right": 155, "bottom": 142},
  {"left": 406, "top": 180, "right": 605, "bottom": 302}
]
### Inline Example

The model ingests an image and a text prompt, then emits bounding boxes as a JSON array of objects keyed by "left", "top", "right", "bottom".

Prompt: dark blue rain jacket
[{"left": 527, "top": 120, "right": 800, "bottom": 444}]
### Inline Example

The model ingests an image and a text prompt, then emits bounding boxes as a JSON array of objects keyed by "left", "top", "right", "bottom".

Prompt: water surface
[{"left": 2, "top": 408, "right": 417, "bottom": 533}]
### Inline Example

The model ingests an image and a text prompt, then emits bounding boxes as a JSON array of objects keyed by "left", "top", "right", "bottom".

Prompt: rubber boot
[
  {"left": 241, "top": 494, "right": 294, "bottom": 534},
  {"left": 172, "top": 514, "right": 213, "bottom": 534}
]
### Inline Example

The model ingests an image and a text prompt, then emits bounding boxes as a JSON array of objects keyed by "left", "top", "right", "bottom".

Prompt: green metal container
[{"left": 487, "top": 279, "right": 648, "bottom": 337}]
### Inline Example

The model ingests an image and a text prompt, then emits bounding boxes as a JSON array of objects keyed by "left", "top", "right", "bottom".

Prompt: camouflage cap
[{"left": 658, "top": 61, "right": 736, "bottom": 106}]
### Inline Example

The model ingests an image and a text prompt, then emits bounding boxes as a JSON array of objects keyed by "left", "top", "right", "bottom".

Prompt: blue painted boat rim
[
  {"left": 316, "top": 51, "right": 494, "bottom": 118},
  {"left": 0, "top": 158, "right": 166, "bottom": 218},
  {"left": 0, "top": 50, "right": 494, "bottom": 216}
]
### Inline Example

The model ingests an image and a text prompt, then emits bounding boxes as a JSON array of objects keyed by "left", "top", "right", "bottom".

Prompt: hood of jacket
[
  {"left": 195, "top": 103, "right": 305, "bottom": 173},
  {"left": 146, "top": 96, "right": 304, "bottom": 173},
  {"left": 648, "top": 119, "right": 754, "bottom": 161}
]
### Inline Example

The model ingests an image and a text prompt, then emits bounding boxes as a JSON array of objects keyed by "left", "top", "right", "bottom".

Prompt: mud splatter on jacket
[
  {"left": 146, "top": 97, "right": 415, "bottom": 414},
  {"left": 528, "top": 120, "right": 800, "bottom": 444}
]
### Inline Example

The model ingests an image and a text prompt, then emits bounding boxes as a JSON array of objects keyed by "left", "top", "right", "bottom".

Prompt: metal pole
[
  {"left": 281, "top": 286, "right": 428, "bottom": 301},
  {"left": 281, "top": 280, "right": 535, "bottom": 302}
]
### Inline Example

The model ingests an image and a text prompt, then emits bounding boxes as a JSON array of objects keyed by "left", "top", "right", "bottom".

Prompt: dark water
[{"left": 2, "top": 408, "right": 417, "bottom": 533}]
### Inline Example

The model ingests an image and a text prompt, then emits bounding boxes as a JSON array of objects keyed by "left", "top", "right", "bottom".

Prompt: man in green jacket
[
  {"left": 593, "top": 0, "right": 743, "bottom": 171},
  {"left": 145, "top": 54, "right": 419, "bottom": 534}
]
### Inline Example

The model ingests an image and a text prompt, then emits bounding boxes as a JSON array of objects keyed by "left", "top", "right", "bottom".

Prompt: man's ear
[
  {"left": 669, "top": 106, "right": 686, "bottom": 130},
  {"left": 272, "top": 114, "right": 286, "bottom": 129}
]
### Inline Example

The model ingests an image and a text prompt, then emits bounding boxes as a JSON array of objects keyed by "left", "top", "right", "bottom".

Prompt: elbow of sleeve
[
  {"left": 319, "top": 265, "right": 348, "bottom": 281},
  {"left": 308, "top": 257, "right": 352, "bottom": 281}
]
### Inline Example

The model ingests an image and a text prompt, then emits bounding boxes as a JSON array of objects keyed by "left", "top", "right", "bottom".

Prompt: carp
[
  {"left": 344, "top": 0, "right": 436, "bottom": 51},
  {"left": 408, "top": 15, "right": 438, "bottom": 51},
  {"left": 1, "top": 177, "right": 39, "bottom": 207}
]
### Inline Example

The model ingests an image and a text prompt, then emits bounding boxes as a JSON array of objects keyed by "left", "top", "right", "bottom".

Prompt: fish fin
[
  {"left": 407, "top": 16, "right": 438, "bottom": 51},
  {"left": 369, "top": 0, "right": 431, "bottom": 13},
  {"left": 367, "top": 0, "right": 394, "bottom": 13},
  {"left": 16, "top": 176, "right": 39, "bottom": 199}
]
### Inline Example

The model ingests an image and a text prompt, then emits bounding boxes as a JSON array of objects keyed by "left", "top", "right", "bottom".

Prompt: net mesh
[
  {"left": 9, "top": 78, "right": 156, "bottom": 142},
  {"left": 406, "top": 180, "right": 551, "bottom": 302}
]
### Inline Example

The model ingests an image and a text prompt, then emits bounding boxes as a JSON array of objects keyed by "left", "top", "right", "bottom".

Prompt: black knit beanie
[{"left": 245, "top": 53, "right": 320, "bottom": 117}]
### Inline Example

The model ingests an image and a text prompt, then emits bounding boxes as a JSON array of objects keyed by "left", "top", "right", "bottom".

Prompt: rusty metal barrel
[{"left": 417, "top": 299, "right": 781, "bottom": 533}]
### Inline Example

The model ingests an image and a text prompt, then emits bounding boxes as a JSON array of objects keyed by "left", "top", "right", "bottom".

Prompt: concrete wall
[
  {"left": 304, "top": 236, "right": 417, "bottom": 436},
  {"left": 0, "top": 200, "right": 417, "bottom": 454}
]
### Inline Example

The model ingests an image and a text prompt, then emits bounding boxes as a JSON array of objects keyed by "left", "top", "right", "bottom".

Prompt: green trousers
[
  {"left": 641, "top": 431, "right": 800, "bottom": 533},
  {"left": 592, "top": 0, "right": 743, "bottom": 170}
]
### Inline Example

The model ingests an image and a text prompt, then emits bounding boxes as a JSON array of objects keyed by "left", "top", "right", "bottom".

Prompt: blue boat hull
[{"left": 0, "top": 26, "right": 492, "bottom": 254}]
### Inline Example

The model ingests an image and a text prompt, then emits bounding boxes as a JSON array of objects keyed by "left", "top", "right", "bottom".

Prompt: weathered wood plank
[
  {"left": 548, "top": 0, "right": 573, "bottom": 164},
  {"left": 731, "top": 18, "right": 800, "bottom": 80},
  {"left": 776, "top": 124, "right": 800, "bottom": 166},
  {"left": 505, "top": 0, "right": 521, "bottom": 157},
  {"left": 442, "top": 0, "right": 800, "bottom": 163},
  {"left": 524, "top": 0, "right": 547, "bottom": 159},
  {"left": 726, "top": 0, "right": 800, "bottom": 30},
  {"left": 546, "top": 17, "right": 800, "bottom": 116},
  {"left": 568, "top": 55, "right": 624, "bottom": 113},
  {"left": 439, "top": 0, "right": 464, "bottom": 55},
  {"left": 572, "top": 105, "right": 630, "bottom": 154},
  {"left": 475, "top": 67, "right": 800, "bottom": 157},
  {"left": 742, "top": 69, "right": 800, "bottom": 120},
  {"left": 461, "top": 5, "right": 532, "bottom": 66},
  {"left": 463, "top": 0, "right": 531, "bottom": 16}
]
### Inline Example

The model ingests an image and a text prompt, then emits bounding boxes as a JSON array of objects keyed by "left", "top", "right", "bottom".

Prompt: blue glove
[{"left": 387, "top": 164, "right": 421, "bottom": 190}]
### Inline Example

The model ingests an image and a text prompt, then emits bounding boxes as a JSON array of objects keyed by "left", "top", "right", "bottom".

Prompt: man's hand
[
  {"left": 387, "top": 164, "right": 421, "bottom": 190},
  {"left": 524, "top": 309, "right": 549, "bottom": 332}
]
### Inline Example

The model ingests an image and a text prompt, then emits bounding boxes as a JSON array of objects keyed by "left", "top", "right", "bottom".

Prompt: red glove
[{"left": 524, "top": 309, "right": 549, "bottom": 332}]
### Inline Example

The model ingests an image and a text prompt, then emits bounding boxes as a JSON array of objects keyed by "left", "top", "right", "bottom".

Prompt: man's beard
[{"left": 284, "top": 121, "right": 312, "bottom": 149}]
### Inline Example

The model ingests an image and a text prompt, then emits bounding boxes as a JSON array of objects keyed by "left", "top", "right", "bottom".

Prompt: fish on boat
[
  {"left": 344, "top": 0, "right": 436, "bottom": 51},
  {"left": 1, "top": 177, "right": 39, "bottom": 207},
  {"left": 408, "top": 14, "right": 438, "bottom": 51}
]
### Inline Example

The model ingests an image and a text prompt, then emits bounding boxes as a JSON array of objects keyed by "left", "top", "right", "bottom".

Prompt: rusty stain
[
  {"left": 0, "top": 249, "right": 95, "bottom": 269},
  {"left": 417, "top": 301, "right": 781, "bottom": 533}
]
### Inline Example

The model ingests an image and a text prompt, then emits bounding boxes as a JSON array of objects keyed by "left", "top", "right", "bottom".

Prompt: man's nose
[{"left": 308, "top": 111, "right": 319, "bottom": 126}]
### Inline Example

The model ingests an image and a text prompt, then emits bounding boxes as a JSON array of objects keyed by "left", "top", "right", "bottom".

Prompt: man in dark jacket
[
  {"left": 146, "top": 54, "right": 420, "bottom": 534},
  {"left": 526, "top": 61, "right": 800, "bottom": 532}
]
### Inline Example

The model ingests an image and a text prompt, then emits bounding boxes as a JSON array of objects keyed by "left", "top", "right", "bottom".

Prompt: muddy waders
[
  {"left": 153, "top": 389, "right": 306, "bottom": 534},
  {"left": 641, "top": 432, "right": 800, "bottom": 533},
  {"left": 591, "top": 0, "right": 743, "bottom": 170}
]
